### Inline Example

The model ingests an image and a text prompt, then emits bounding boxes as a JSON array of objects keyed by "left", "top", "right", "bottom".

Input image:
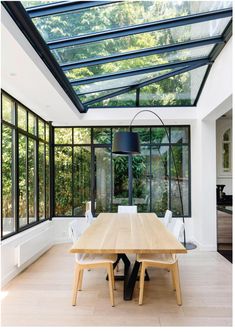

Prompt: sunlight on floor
[{"left": 1, "top": 291, "right": 8, "bottom": 301}]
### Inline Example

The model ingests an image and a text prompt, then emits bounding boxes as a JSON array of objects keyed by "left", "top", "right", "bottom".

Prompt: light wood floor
[{"left": 1, "top": 244, "right": 232, "bottom": 327}]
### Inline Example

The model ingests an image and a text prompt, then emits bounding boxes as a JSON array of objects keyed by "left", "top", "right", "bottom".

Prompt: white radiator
[{"left": 16, "top": 226, "right": 52, "bottom": 267}]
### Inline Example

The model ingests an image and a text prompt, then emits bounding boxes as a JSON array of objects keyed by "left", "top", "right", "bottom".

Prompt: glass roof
[{"left": 19, "top": 0, "right": 232, "bottom": 111}]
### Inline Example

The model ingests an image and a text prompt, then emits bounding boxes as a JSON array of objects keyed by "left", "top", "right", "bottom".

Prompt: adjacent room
[{"left": 1, "top": 0, "right": 233, "bottom": 328}]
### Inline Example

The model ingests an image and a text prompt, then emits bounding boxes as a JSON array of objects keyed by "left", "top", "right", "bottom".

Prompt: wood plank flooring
[{"left": 1, "top": 244, "right": 232, "bottom": 327}]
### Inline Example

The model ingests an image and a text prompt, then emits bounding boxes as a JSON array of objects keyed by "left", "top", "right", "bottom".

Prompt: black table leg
[
  {"left": 106, "top": 255, "right": 150, "bottom": 301},
  {"left": 106, "top": 253, "right": 131, "bottom": 281},
  {"left": 124, "top": 261, "right": 140, "bottom": 300},
  {"left": 123, "top": 261, "right": 150, "bottom": 300}
]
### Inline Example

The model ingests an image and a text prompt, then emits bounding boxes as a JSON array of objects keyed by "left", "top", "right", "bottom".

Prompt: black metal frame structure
[
  {"left": 1, "top": 1, "right": 232, "bottom": 111},
  {"left": 53, "top": 125, "right": 191, "bottom": 219},
  {"left": 1, "top": 90, "right": 51, "bottom": 240},
  {"left": 1, "top": 91, "right": 190, "bottom": 241}
]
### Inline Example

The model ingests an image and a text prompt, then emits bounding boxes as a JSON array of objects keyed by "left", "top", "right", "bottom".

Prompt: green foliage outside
[
  {"left": 53, "top": 127, "right": 189, "bottom": 216},
  {"left": 23, "top": 0, "right": 215, "bottom": 106}
]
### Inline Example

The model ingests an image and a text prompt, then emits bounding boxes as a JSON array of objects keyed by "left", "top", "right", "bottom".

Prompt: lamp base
[{"left": 181, "top": 242, "right": 197, "bottom": 250}]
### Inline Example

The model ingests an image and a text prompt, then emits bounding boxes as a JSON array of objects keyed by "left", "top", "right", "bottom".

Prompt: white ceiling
[{"left": 1, "top": 6, "right": 83, "bottom": 125}]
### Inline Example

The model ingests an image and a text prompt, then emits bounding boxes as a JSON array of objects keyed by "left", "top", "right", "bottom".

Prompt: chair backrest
[
  {"left": 118, "top": 205, "right": 137, "bottom": 214},
  {"left": 172, "top": 219, "right": 184, "bottom": 241},
  {"left": 85, "top": 209, "right": 94, "bottom": 225},
  {"left": 69, "top": 220, "right": 83, "bottom": 244},
  {"left": 163, "top": 209, "right": 172, "bottom": 227},
  {"left": 69, "top": 220, "right": 88, "bottom": 261}
]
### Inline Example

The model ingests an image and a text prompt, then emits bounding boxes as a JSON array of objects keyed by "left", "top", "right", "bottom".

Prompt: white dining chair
[
  {"left": 137, "top": 219, "right": 184, "bottom": 306},
  {"left": 162, "top": 209, "right": 172, "bottom": 228},
  {"left": 118, "top": 205, "right": 137, "bottom": 213},
  {"left": 68, "top": 219, "right": 89, "bottom": 243},
  {"left": 69, "top": 222, "right": 117, "bottom": 307},
  {"left": 85, "top": 209, "right": 94, "bottom": 225}
]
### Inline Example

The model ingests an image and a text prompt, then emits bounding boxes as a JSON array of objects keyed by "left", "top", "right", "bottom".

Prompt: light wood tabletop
[{"left": 70, "top": 213, "right": 187, "bottom": 254}]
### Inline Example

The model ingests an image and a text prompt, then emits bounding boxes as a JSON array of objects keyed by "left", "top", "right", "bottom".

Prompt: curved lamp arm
[
  {"left": 113, "top": 109, "right": 196, "bottom": 249},
  {"left": 130, "top": 110, "right": 185, "bottom": 223}
]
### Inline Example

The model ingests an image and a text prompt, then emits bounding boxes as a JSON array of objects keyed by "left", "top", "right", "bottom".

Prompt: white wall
[
  {"left": 191, "top": 119, "right": 217, "bottom": 250},
  {"left": 197, "top": 38, "right": 232, "bottom": 120},
  {"left": 1, "top": 220, "right": 54, "bottom": 287}
]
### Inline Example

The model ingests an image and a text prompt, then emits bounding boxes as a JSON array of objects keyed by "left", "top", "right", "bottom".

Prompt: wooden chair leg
[
  {"left": 171, "top": 266, "right": 176, "bottom": 291},
  {"left": 139, "top": 262, "right": 146, "bottom": 305},
  {"left": 111, "top": 265, "right": 116, "bottom": 290},
  {"left": 78, "top": 269, "right": 84, "bottom": 291},
  {"left": 72, "top": 264, "right": 80, "bottom": 306},
  {"left": 107, "top": 264, "right": 115, "bottom": 307},
  {"left": 172, "top": 261, "right": 182, "bottom": 306}
]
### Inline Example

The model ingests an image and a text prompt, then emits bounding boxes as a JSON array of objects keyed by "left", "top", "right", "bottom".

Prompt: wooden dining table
[{"left": 70, "top": 213, "right": 187, "bottom": 300}]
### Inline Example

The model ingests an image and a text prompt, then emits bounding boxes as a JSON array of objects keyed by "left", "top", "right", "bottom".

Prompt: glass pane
[
  {"left": 112, "top": 127, "right": 128, "bottom": 140},
  {"left": 132, "top": 128, "right": 150, "bottom": 144},
  {"left": 223, "top": 143, "right": 230, "bottom": 171},
  {"left": 54, "top": 128, "right": 72, "bottom": 144},
  {"left": 28, "top": 138, "right": 37, "bottom": 223},
  {"left": 112, "top": 155, "right": 129, "bottom": 211},
  {"left": 45, "top": 144, "right": 50, "bottom": 218},
  {"left": 22, "top": 1, "right": 53, "bottom": 8},
  {"left": 2, "top": 94, "right": 15, "bottom": 124},
  {"left": 2, "top": 125, "right": 15, "bottom": 236},
  {"left": 73, "top": 68, "right": 172, "bottom": 94},
  {"left": 38, "top": 120, "right": 45, "bottom": 140},
  {"left": 171, "top": 145, "right": 189, "bottom": 216},
  {"left": 74, "top": 128, "right": 91, "bottom": 144},
  {"left": 93, "top": 128, "right": 111, "bottom": 144},
  {"left": 34, "top": 1, "right": 232, "bottom": 42},
  {"left": 55, "top": 147, "right": 72, "bottom": 215},
  {"left": 151, "top": 127, "right": 170, "bottom": 144},
  {"left": 151, "top": 145, "right": 170, "bottom": 216},
  {"left": 133, "top": 146, "right": 151, "bottom": 212},
  {"left": 73, "top": 147, "right": 91, "bottom": 215},
  {"left": 18, "top": 105, "right": 27, "bottom": 131},
  {"left": 19, "top": 134, "right": 27, "bottom": 227},
  {"left": 53, "top": 18, "right": 230, "bottom": 65},
  {"left": 94, "top": 148, "right": 111, "bottom": 213},
  {"left": 65, "top": 45, "right": 213, "bottom": 81},
  {"left": 223, "top": 128, "right": 230, "bottom": 141},
  {"left": 39, "top": 143, "right": 45, "bottom": 220},
  {"left": 171, "top": 127, "right": 189, "bottom": 144},
  {"left": 78, "top": 89, "right": 123, "bottom": 104},
  {"left": 45, "top": 124, "right": 50, "bottom": 142},
  {"left": 91, "top": 91, "right": 136, "bottom": 107},
  {"left": 140, "top": 65, "right": 208, "bottom": 106},
  {"left": 28, "top": 113, "right": 37, "bottom": 135}
]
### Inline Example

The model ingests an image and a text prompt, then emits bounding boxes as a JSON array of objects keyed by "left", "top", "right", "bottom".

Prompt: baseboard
[{"left": 191, "top": 238, "right": 217, "bottom": 251}]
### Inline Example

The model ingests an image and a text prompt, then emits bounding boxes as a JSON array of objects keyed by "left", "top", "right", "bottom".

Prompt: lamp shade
[{"left": 112, "top": 131, "right": 140, "bottom": 154}]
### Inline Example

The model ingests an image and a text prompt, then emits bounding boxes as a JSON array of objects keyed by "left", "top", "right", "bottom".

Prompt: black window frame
[
  {"left": 1, "top": 90, "right": 191, "bottom": 240},
  {"left": 53, "top": 125, "right": 191, "bottom": 218},
  {"left": 1, "top": 90, "right": 51, "bottom": 240}
]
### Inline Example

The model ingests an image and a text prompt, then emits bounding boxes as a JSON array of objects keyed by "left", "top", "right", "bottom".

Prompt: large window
[
  {"left": 54, "top": 126, "right": 190, "bottom": 217},
  {"left": 1, "top": 91, "right": 191, "bottom": 240},
  {"left": 1, "top": 92, "right": 50, "bottom": 239}
]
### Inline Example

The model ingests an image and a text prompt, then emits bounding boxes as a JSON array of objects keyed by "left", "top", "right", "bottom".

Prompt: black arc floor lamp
[{"left": 112, "top": 110, "right": 196, "bottom": 250}]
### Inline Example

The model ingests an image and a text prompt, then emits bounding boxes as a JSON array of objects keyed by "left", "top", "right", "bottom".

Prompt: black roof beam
[
  {"left": 26, "top": 1, "right": 118, "bottom": 18},
  {"left": 48, "top": 8, "right": 232, "bottom": 49},
  {"left": 61, "top": 36, "right": 224, "bottom": 71},
  {"left": 71, "top": 58, "right": 211, "bottom": 86}
]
